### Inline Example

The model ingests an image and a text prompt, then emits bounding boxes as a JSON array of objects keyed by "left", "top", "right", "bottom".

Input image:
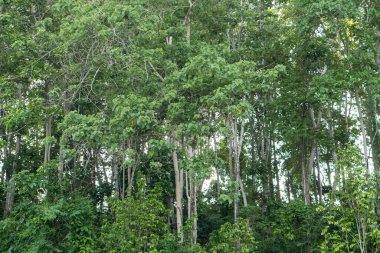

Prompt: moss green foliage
[
  {"left": 208, "top": 219, "right": 256, "bottom": 253},
  {"left": 99, "top": 183, "right": 176, "bottom": 253},
  {"left": 0, "top": 0, "right": 379, "bottom": 252},
  {"left": 0, "top": 196, "right": 96, "bottom": 253},
  {"left": 319, "top": 146, "right": 380, "bottom": 253}
]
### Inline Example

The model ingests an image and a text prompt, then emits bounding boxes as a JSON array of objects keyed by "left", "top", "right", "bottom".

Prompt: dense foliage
[{"left": 0, "top": 0, "right": 379, "bottom": 252}]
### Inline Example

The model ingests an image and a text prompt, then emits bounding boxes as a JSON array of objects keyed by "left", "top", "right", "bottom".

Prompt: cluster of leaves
[
  {"left": 319, "top": 146, "right": 380, "bottom": 253},
  {"left": 208, "top": 219, "right": 257, "bottom": 253}
]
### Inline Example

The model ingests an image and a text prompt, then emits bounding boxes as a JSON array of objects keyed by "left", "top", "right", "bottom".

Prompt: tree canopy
[{"left": 0, "top": 0, "right": 379, "bottom": 252}]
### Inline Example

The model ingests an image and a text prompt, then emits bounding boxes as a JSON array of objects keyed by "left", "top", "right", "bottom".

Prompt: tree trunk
[
  {"left": 173, "top": 148, "right": 184, "bottom": 243},
  {"left": 185, "top": 171, "right": 190, "bottom": 219},
  {"left": 232, "top": 120, "right": 239, "bottom": 223},
  {"left": 44, "top": 116, "right": 52, "bottom": 164},
  {"left": 326, "top": 162, "right": 332, "bottom": 190},
  {"left": 267, "top": 136, "right": 274, "bottom": 201},
  {"left": 58, "top": 131, "right": 67, "bottom": 187},
  {"left": 303, "top": 107, "right": 322, "bottom": 205},
  {"left": 183, "top": 0, "right": 193, "bottom": 45},
  {"left": 231, "top": 119, "right": 244, "bottom": 252},
  {"left": 301, "top": 137, "right": 310, "bottom": 205},
  {"left": 213, "top": 134, "right": 221, "bottom": 196},
  {"left": 239, "top": 178, "right": 248, "bottom": 207},
  {"left": 190, "top": 174, "right": 197, "bottom": 245},
  {"left": 260, "top": 126, "right": 269, "bottom": 213},
  {"left": 0, "top": 109, "right": 6, "bottom": 185},
  {"left": 286, "top": 171, "right": 291, "bottom": 202},
  {"left": 112, "top": 155, "right": 119, "bottom": 198},
  {"left": 228, "top": 134, "right": 234, "bottom": 179},
  {"left": 4, "top": 135, "right": 21, "bottom": 218},
  {"left": 316, "top": 147, "right": 323, "bottom": 203},
  {"left": 0, "top": 145, "right": 6, "bottom": 185},
  {"left": 121, "top": 161, "right": 125, "bottom": 200},
  {"left": 57, "top": 91, "right": 71, "bottom": 188},
  {"left": 327, "top": 105, "right": 339, "bottom": 192},
  {"left": 355, "top": 86, "right": 369, "bottom": 172},
  {"left": 127, "top": 164, "right": 136, "bottom": 197},
  {"left": 229, "top": 119, "right": 246, "bottom": 222},
  {"left": 290, "top": 163, "right": 298, "bottom": 200},
  {"left": 186, "top": 145, "right": 198, "bottom": 245},
  {"left": 308, "top": 140, "right": 317, "bottom": 204},
  {"left": 44, "top": 81, "right": 52, "bottom": 165},
  {"left": 273, "top": 141, "right": 281, "bottom": 201},
  {"left": 373, "top": 36, "right": 380, "bottom": 214}
]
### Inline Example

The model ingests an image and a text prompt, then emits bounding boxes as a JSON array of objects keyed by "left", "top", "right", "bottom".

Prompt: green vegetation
[{"left": 0, "top": 0, "right": 379, "bottom": 252}]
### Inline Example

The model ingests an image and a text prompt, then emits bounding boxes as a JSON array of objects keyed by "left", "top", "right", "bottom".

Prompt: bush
[{"left": 208, "top": 219, "right": 256, "bottom": 253}]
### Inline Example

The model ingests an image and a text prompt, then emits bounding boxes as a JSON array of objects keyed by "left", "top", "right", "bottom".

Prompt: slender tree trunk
[
  {"left": 301, "top": 137, "right": 310, "bottom": 205},
  {"left": 186, "top": 145, "right": 198, "bottom": 245},
  {"left": 121, "top": 161, "right": 125, "bottom": 200},
  {"left": 185, "top": 171, "right": 190, "bottom": 219},
  {"left": 213, "top": 134, "right": 220, "bottom": 196},
  {"left": 326, "top": 162, "right": 332, "bottom": 190},
  {"left": 231, "top": 119, "right": 244, "bottom": 252},
  {"left": 4, "top": 135, "right": 20, "bottom": 218},
  {"left": 173, "top": 147, "right": 184, "bottom": 243},
  {"left": 308, "top": 142, "right": 317, "bottom": 204},
  {"left": 231, "top": 119, "right": 246, "bottom": 224},
  {"left": 44, "top": 81, "right": 52, "bottom": 165},
  {"left": 367, "top": 94, "right": 379, "bottom": 172},
  {"left": 190, "top": 173, "right": 197, "bottom": 245},
  {"left": 192, "top": 186, "right": 197, "bottom": 245},
  {"left": 182, "top": 8, "right": 195, "bottom": 241},
  {"left": 102, "top": 159, "right": 108, "bottom": 186},
  {"left": 267, "top": 135, "right": 274, "bottom": 201},
  {"left": 373, "top": 36, "right": 380, "bottom": 214},
  {"left": 126, "top": 141, "right": 136, "bottom": 197},
  {"left": 355, "top": 86, "right": 369, "bottom": 172},
  {"left": 58, "top": 91, "right": 70, "bottom": 188},
  {"left": 239, "top": 178, "right": 248, "bottom": 207},
  {"left": 1, "top": 145, "right": 6, "bottom": 185},
  {"left": 233, "top": 121, "right": 239, "bottom": 225},
  {"left": 0, "top": 109, "right": 6, "bottom": 185},
  {"left": 273, "top": 141, "right": 281, "bottom": 200},
  {"left": 260, "top": 126, "right": 269, "bottom": 213},
  {"left": 58, "top": 131, "right": 67, "bottom": 187},
  {"left": 316, "top": 148, "right": 323, "bottom": 203},
  {"left": 290, "top": 164, "right": 298, "bottom": 199},
  {"left": 250, "top": 118, "right": 258, "bottom": 205},
  {"left": 286, "top": 171, "right": 291, "bottom": 202},
  {"left": 89, "top": 149, "right": 96, "bottom": 197},
  {"left": 228, "top": 135, "right": 234, "bottom": 179},
  {"left": 168, "top": 197, "right": 175, "bottom": 233},
  {"left": 183, "top": 0, "right": 193, "bottom": 45},
  {"left": 112, "top": 155, "right": 119, "bottom": 198},
  {"left": 44, "top": 116, "right": 52, "bottom": 164},
  {"left": 327, "top": 105, "right": 339, "bottom": 192},
  {"left": 303, "top": 107, "right": 322, "bottom": 205},
  {"left": 306, "top": 111, "right": 315, "bottom": 253},
  {"left": 127, "top": 162, "right": 131, "bottom": 196}
]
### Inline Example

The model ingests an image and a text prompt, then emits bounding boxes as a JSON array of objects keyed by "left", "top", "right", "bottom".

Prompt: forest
[{"left": 0, "top": 0, "right": 379, "bottom": 252}]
